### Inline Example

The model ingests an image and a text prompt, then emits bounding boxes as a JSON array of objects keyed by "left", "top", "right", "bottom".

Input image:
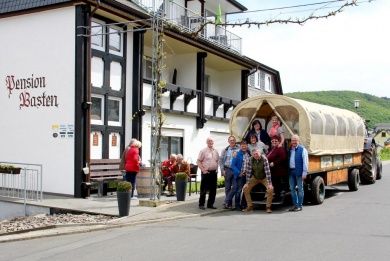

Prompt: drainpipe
[{"left": 83, "top": 0, "right": 100, "bottom": 196}]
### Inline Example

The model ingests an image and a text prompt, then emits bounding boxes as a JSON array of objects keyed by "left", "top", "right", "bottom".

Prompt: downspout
[{"left": 84, "top": 0, "right": 100, "bottom": 196}]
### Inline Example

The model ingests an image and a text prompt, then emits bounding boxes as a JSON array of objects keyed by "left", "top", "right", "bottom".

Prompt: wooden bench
[{"left": 90, "top": 159, "right": 123, "bottom": 197}]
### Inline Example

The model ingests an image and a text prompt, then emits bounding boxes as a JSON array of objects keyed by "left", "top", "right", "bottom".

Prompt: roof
[
  {"left": 229, "top": 94, "right": 365, "bottom": 155},
  {"left": 374, "top": 123, "right": 390, "bottom": 130},
  {"left": 227, "top": 0, "right": 247, "bottom": 11},
  {"left": 0, "top": 0, "right": 70, "bottom": 14}
]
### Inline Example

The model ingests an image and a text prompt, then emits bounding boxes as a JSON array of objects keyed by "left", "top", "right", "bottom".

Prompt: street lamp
[{"left": 354, "top": 99, "right": 360, "bottom": 110}]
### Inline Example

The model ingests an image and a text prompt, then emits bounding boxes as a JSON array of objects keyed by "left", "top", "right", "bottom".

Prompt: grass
[{"left": 380, "top": 147, "right": 390, "bottom": 161}]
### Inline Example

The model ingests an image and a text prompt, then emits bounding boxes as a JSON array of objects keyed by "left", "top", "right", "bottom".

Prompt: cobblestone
[{"left": 0, "top": 213, "right": 116, "bottom": 234}]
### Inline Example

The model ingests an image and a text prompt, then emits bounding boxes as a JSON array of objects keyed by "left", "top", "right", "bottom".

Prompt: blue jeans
[
  {"left": 124, "top": 172, "right": 137, "bottom": 197},
  {"left": 289, "top": 174, "right": 304, "bottom": 208},
  {"left": 224, "top": 168, "right": 234, "bottom": 205},
  {"left": 227, "top": 175, "right": 245, "bottom": 209}
]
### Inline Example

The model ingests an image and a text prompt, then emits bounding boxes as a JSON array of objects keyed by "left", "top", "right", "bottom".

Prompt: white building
[{"left": 0, "top": 0, "right": 283, "bottom": 197}]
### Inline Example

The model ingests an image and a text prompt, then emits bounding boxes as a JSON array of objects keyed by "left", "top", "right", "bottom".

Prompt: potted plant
[
  {"left": 0, "top": 164, "right": 21, "bottom": 174},
  {"left": 116, "top": 181, "right": 132, "bottom": 217},
  {"left": 175, "top": 172, "right": 188, "bottom": 201}
]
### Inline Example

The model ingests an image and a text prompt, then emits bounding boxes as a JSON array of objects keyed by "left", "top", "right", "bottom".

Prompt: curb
[{"left": 0, "top": 208, "right": 228, "bottom": 243}]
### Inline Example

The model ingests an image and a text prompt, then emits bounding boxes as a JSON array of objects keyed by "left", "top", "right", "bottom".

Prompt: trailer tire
[
  {"left": 348, "top": 169, "right": 360, "bottom": 191},
  {"left": 360, "top": 146, "right": 377, "bottom": 184},
  {"left": 311, "top": 176, "right": 325, "bottom": 205},
  {"left": 376, "top": 160, "right": 382, "bottom": 180}
]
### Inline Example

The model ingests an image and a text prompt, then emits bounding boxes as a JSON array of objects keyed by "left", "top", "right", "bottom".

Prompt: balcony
[{"left": 133, "top": 0, "right": 242, "bottom": 54}]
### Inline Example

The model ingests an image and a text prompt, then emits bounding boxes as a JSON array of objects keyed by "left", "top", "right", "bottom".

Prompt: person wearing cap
[
  {"left": 242, "top": 148, "right": 273, "bottom": 213},
  {"left": 227, "top": 140, "right": 251, "bottom": 210}
]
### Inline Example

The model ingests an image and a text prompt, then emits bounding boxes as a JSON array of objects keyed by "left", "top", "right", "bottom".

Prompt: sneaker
[
  {"left": 294, "top": 207, "right": 302, "bottom": 212},
  {"left": 242, "top": 206, "right": 253, "bottom": 212},
  {"left": 288, "top": 206, "right": 297, "bottom": 212},
  {"left": 223, "top": 205, "right": 232, "bottom": 210},
  {"left": 266, "top": 207, "right": 272, "bottom": 213}
]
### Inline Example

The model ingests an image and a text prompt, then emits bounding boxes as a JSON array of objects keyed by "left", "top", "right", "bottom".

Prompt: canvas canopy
[{"left": 229, "top": 94, "right": 365, "bottom": 156}]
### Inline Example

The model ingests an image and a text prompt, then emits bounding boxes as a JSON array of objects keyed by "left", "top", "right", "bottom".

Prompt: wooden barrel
[{"left": 136, "top": 167, "right": 153, "bottom": 197}]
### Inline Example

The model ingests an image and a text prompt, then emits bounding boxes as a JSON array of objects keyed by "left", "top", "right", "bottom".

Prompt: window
[
  {"left": 248, "top": 74, "right": 255, "bottom": 87},
  {"left": 107, "top": 97, "right": 122, "bottom": 126},
  {"left": 110, "top": 61, "right": 122, "bottom": 91},
  {"left": 204, "top": 74, "right": 210, "bottom": 93},
  {"left": 109, "top": 27, "right": 123, "bottom": 56},
  {"left": 382, "top": 132, "right": 386, "bottom": 137},
  {"left": 91, "top": 95, "right": 104, "bottom": 125},
  {"left": 160, "top": 136, "right": 183, "bottom": 162},
  {"left": 91, "top": 21, "right": 105, "bottom": 51},
  {"left": 143, "top": 57, "right": 152, "bottom": 80},
  {"left": 91, "top": 57, "right": 104, "bottom": 88}
]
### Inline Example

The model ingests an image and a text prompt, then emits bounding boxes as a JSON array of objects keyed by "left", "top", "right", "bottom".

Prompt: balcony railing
[{"left": 133, "top": 0, "right": 242, "bottom": 53}]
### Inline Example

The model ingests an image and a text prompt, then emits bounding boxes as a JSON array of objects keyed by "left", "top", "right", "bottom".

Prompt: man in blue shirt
[
  {"left": 219, "top": 135, "right": 239, "bottom": 209},
  {"left": 288, "top": 134, "right": 309, "bottom": 212}
]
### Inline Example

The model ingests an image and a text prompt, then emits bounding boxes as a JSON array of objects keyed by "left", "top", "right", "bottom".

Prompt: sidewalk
[{"left": 0, "top": 190, "right": 227, "bottom": 243}]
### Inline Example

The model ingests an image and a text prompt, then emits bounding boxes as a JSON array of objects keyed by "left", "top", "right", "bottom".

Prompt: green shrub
[
  {"left": 175, "top": 172, "right": 188, "bottom": 182},
  {"left": 217, "top": 177, "right": 225, "bottom": 188},
  {"left": 380, "top": 147, "right": 390, "bottom": 161},
  {"left": 117, "top": 181, "right": 132, "bottom": 192}
]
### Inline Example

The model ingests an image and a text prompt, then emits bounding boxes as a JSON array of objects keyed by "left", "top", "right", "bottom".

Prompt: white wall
[
  {"left": 0, "top": 7, "right": 76, "bottom": 195},
  {"left": 206, "top": 67, "right": 241, "bottom": 100},
  {"left": 142, "top": 112, "right": 229, "bottom": 167},
  {"left": 166, "top": 53, "right": 197, "bottom": 90}
]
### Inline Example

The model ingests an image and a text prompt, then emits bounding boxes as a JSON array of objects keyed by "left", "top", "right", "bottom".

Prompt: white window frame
[
  {"left": 108, "top": 26, "right": 123, "bottom": 56},
  {"left": 91, "top": 19, "right": 106, "bottom": 52},
  {"left": 107, "top": 96, "right": 122, "bottom": 126},
  {"left": 91, "top": 94, "right": 105, "bottom": 125}
]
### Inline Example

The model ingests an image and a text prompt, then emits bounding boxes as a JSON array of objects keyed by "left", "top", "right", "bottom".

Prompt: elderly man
[
  {"left": 161, "top": 154, "right": 177, "bottom": 196},
  {"left": 242, "top": 148, "right": 273, "bottom": 213},
  {"left": 197, "top": 137, "right": 219, "bottom": 210},
  {"left": 288, "top": 134, "right": 309, "bottom": 212}
]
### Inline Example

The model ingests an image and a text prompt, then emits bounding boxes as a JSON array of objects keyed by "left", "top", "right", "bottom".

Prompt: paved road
[{"left": 1, "top": 164, "right": 389, "bottom": 261}]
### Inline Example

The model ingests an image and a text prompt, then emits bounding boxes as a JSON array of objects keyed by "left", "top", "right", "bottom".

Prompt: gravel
[{"left": 0, "top": 213, "right": 116, "bottom": 234}]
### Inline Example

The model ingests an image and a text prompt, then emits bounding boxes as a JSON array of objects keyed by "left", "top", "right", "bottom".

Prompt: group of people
[
  {"left": 119, "top": 116, "right": 309, "bottom": 213},
  {"left": 197, "top": 115, "right": 308, "bottom": 213},
  {"left": 161, "top": 153, "right": 190, "bottom": 196}
]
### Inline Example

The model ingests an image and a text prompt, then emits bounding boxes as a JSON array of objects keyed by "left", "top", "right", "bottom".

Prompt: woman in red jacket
[
  {"left": 266, "top": 136, "right": 287, "bottom": 199},
  {"left": 123, "top": 138, "right": 142, "bottom": 197}
]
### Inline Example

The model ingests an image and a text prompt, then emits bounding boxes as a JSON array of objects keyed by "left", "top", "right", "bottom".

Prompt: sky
[{"left": 228, "top": 0, "right": 390, "bottom": 98}]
